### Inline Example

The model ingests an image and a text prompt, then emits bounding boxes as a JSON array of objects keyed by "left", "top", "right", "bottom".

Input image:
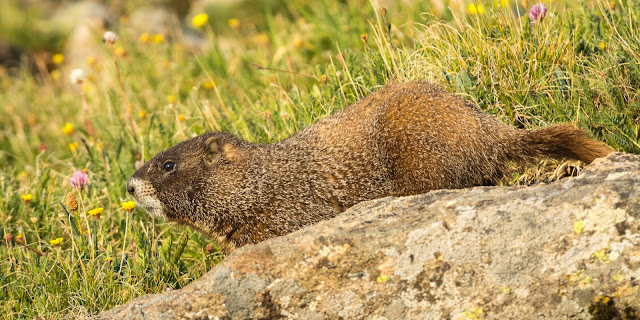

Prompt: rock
[
  {"left": 56, "top": 2, "right": 115, "bottom": 71},
  {"left": 128, "top": 7, "right": 176, "bottom": 38},
  {"left": 95, "top": 153, "right": 640, "bottom": 319},
  {"left": 51, "top": 2, "right": 115, "bottom": 36},
  {"left": 131, "top": 0, "right": 195, "bottom": 19}
]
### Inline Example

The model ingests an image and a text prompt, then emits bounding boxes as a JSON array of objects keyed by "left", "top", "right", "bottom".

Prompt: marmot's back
[
  {"left": 128, "top": 81, "right": 613, "bottom": 251},
  {"left": 300, "top": 81, "right": 611, "bottom": 195}
]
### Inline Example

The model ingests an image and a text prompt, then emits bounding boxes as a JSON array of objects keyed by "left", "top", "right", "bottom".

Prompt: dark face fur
[{"left": 126, "top": 132, "right": 236, "bottom": 221}]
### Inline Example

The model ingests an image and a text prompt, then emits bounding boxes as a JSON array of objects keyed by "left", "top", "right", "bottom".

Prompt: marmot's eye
[{"left": 162, "top": 161, "right": 176, "bottom": 172}]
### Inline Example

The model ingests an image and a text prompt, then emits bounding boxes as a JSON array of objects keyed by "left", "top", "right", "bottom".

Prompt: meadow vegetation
[{"left": 0, "top": 0, "right": 638, "bottom": 318}]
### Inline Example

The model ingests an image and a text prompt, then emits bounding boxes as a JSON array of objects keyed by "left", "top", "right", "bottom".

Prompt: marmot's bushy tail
[{"left": 512, "top": 123, "right": 613, "bottom": 164}]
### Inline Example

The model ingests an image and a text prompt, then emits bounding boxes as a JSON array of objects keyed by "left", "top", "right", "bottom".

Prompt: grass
[{"left": 0, "top": 0, "right": 638, "bottom": 318}]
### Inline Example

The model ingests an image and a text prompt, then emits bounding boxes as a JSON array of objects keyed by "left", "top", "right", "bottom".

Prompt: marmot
[{"left": 127, "top": 81, "right": 612, "bottom": 252}]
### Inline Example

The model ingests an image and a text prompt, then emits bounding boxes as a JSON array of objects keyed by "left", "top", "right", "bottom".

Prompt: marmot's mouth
[{"left": 132, "top": 201, "right": 165, "bottom": 219}]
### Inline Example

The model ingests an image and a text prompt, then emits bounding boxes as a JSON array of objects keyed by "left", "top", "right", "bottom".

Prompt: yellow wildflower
[
  {"left": 68, "top": 142, "right": 79, "bottom": 152},
  {"left": 467, "top": 4, "right": 485, "bottom": 15},
  {"left": 115, "top": 47, "right": 126, "bottom": 57},
  {"left": 63, "top": 123, "right": 75, "bottom": 135},
  {"left": 21, "top": 194, "right": 32, "bottom": 203},
  {"left": 27, "top": 114, "right": 36, "bottom": 126},
  {"left": 376, "top": 275, "right": 389, "bottom": 283},
  {"left": 87, "top": 207, "right": 103, "bottom": 218},
  {"left": 361, "top": 33, "right": 368, "bottom": 44},
  {"left": 139, "top": 110, "right": 146, "bottom": 119},
  {"left": 192, "top": 13, "right": 209, "bottom": 28},
  {"left": 49, "top": 237, "right": 63, "bottom": 245},
  {"left": 253, "top": 33, "right": 270, "bottom": 46},
  {"left": 30, "top": 217, "right": 38, "bottom": 224},
  {"left": 50, "top": 69, "right": 61, "bottom": 81},
  {"left": 152, "top": 34, "right": 164, "bottom": 44},
  {"left": 167, "top": 95, "right": 176, "bottom": 104},
  {"left": 293, "top": 35, "right": 303, "bottom": 49},
  {"left": 599, "top": 42, "right": 607, "bottom": 51},
  {"left": 202, "top": 81, "right": 215, "bottom": 90},
  {"left": 228, "top": 18, "right": 240, "bottom": 30},
  {"left": 52, "top": 53, "right": 64, "bottom": 65},
  {"left": 609, "top": 1, "right": 616, "bottom": 10},
  {"left": 321, "top": 74, "right": 327, "bottom": 84},
  {"left": 139, "top": 32, "right": 151, "bottom": 44},
  {"left": 494, "top": 0, "right": 510, "bottom": 7},
  {"left": 121, "top": 201, "right": 136, "bottom": 212},
  {"left": 178, "top": 115, "right": 185, "bottom": 123},
  {"left": 86, "top": 56, "right": 96, "bottom": 66}
]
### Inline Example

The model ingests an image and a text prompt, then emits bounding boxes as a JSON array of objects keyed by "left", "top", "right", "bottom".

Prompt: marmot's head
[{"left": 126, "top": 132, "right": 243, "bottom": 220}]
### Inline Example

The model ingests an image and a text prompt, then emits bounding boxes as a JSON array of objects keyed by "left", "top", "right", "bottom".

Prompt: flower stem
[
  {"left": 75, "top": 186, "right": 95, "bottom": 259},
  {"left": 19, "top": 242, "right": 44, "bottom": 256},
  {"left": 118, "top": 211, "right": 130, "bottom": 274}
]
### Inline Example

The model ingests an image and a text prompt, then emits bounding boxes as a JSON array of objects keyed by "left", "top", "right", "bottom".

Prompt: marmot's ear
[{"left": 205, "top": 135, "right": 237, "bottom": 164}]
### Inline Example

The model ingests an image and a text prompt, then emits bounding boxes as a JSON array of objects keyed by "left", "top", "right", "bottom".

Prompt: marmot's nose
[{"left": 126, "top": 180, "right": 135, "bottom": 195}]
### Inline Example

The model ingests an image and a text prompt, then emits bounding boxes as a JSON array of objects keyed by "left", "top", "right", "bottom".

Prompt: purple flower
[
  {"left": 529, "top": 3, "right": 548, "bottom": 24},
  {"left": 70, "top": 170, "right": 89, "bottom": 189}
]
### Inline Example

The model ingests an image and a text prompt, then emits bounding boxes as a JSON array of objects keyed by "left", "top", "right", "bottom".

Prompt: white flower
[
  {"left": 103, "top": 31, "right": 117, "bottom": 44},
  {"left": 69, "top": 68, "right": 87, "bottom": 85}
]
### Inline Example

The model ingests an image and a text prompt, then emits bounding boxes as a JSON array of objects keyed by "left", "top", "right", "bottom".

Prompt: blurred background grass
[{"left": 0, "top": 0, "right": 638, "bottom": 318}]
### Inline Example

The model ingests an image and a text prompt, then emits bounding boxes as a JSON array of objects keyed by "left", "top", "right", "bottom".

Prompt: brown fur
[{"left": 127, "top": 81, "right": 612, "bottom": 252}]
